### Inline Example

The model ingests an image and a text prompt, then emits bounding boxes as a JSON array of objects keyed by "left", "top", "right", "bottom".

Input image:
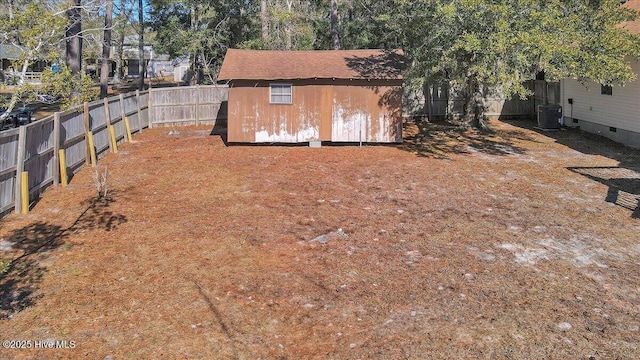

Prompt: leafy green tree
[
  {"left": 1, "top": 1, "right": 100, "bottom": 119},
  {"left": 41, "top": 66, "right": 99, "bottom": 109},
  {"left": 149, "top": 0, "right": 254, "bottom": 84},
  {"left": 233, "top": 0, "right": 320, "bottom": 51},
  {"left": 0, "top": 1, "right": 66, "bottom": 120},
  {"left": 395, "top": 0, "right": 640, "bottom": 129},
  {"left": 334, "top": 0, "right": 401, "bottom": 50}
]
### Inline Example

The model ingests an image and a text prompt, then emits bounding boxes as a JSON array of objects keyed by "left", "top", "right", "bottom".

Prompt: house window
[
  {"left": 270, "top": 84, "right": 292, "bottom": 104},
  {"left": 601, "top": 84, "right": 612, "bottom": 96}
]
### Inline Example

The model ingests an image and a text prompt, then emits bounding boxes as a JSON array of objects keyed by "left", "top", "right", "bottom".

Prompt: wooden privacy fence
[
  {"left": 427, "top": 97, "right": 535, "bottom": 119},
  {"left": 406, "top": 81, "right": 557, "bottom": 120},
  {"left": 0, "top": 85, "right": 228, "bottom": 217},
  {"left": 149, "top": 85, "right": 228, "bottom": 126}
]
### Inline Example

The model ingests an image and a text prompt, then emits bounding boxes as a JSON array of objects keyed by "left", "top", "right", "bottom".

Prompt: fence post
[
  {"left": 136, "top": 89, "right": 143, "bottom": 133},
  {"left": 52, "top": 112, "right": 60, "bottom": 186},
  {"left": 14, "top": 125, "right": 27, "bottom": 214},
  {"left": 109, "top": 126, "right": 118, "bottom": 154},
  {"left": 83, "top": 102, "right": 91, "bottom": 165},
  {"left": 195, "top": 85, "right": 200, "bottom": 126},
  {"left": 20, "top": 172, "right": 29, "bottom": 215},
  {"left": 87, "top": 131, "right": 97, "bottom": 167},
  {"left": 104, "top": 97, "right": 114, "bottom": 153},
  {"left": 124, "top": 117, "right": 133, "bottom": 142},
  {"left": 59, "top": 150, "right": 68, "bottom": 187}
]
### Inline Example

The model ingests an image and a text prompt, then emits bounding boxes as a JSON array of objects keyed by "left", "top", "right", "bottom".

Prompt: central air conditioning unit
[{"left": 537, "top": 105, "right": 562, "bottom": 129}]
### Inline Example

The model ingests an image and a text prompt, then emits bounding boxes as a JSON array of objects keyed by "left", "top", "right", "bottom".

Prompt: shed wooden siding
[
  {"left": 561, "top": 58, "right": 640, "bottom": 134},
  {"left": 227, "top": 79, "right": 402, "bottom": 143}
]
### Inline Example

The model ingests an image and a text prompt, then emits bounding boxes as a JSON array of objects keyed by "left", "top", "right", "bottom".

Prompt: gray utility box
[{"left": 537, "top": 105, "right": 562, "bottom": 129}]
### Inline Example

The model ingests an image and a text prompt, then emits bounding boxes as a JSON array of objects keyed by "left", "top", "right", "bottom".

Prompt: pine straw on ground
[{"left": 1, "top": 119, "right": 639, "bottom": 359}]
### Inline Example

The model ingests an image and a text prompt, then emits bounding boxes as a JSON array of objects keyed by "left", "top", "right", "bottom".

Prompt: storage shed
[{"left": 217, "top": 49, "right": 404, "bottom": 143}]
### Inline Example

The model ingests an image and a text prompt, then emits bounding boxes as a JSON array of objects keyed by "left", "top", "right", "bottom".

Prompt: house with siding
[
  {"left": 560, "top": 0, "right": 640, "bottom": 148},
  {"left": 217, "top": 49, "right": 405, "bottom": 144}
]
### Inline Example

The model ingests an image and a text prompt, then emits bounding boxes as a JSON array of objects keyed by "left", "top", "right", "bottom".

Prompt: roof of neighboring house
[
  {"left": 0, "top": 44, "right": 25, "bottom": 60},
  {"left": 218, "top": 49, "right": 405, "bottom": 81},
  {"left": 621, "top": 0, "right": 640, "bottom": 34}
]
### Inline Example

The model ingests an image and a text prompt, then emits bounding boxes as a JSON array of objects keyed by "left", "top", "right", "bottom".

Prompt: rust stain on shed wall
[{"left": 227, "top": 80, "right": 402, "bottom": 143}]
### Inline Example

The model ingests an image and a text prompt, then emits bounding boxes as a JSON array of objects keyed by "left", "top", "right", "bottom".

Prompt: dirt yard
[{"left": 1, "top": 119, "right": 639, "bottom": 359}]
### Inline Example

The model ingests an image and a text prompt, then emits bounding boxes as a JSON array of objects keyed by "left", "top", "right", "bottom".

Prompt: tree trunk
[
  {"left": 261, "top": 0, "right": 269, "bottom": 43},
  {"left": 113, "top": 0, "right": 127, "bottom": 83},
  {"left": 422, "top": 81, "right": 431, "bottom": 121},
  {"left": 189, "top": 4, "right": 198, "bottom": 85},
  {"left": 463, "top": 75, "right": 488, "bottom": 130},
  {"left": 113, "top": 35, "right": 124, "bottom": 83},
  {"left": 285, "top": 27, "right": 292, "bottom": 50},
  {"left": 445, "top": 82, "right": 452, "bottom": 121},
  {"left": 65, "top": 0, "right": 83, "bottom": 75},
  {"left": 18, "top": 58, "right": 28, "bottom": 85},
  {"left": 330, "top": 0, "right": 340, "bottom": 50},
  {"left": 137, "top": 0, "right": 144, "bottom": 91},
  {"left": 284, "top": 0, "right": 293, "bottom": 50},
  {"left": 100, "top": 0, "right": 113, "bottom": 99},
  {"left": 463, "top": 75, "right": 476, "bottom": 127}
]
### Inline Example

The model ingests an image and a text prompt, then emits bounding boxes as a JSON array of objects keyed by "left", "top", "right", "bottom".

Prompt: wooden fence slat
[
  {"left": 104, "top": 97, "right": 114, "bottom": 153},
  {"left": 119, "top": 94, "right": 127, "bottom": 141},
  {"left": 83, "top": 102, "right": 91, "bottom": 165},
  {"left": 136, "top": 90, "right": 143, "bottom": 133},
  {"left": 148, "top": 89, "right": 153, "bottom": 129},
  {"left": 195, "top": 85, "right": 200, "bottom": 126},
  {"left": 53, "top": 112, "right": 60, "bottom": 186},
  {"left": 14, "top": 125, "right": 26, "bottom": 214}
]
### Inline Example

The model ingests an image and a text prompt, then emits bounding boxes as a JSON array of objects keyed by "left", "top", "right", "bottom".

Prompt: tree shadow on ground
[
  {"left": 568, "top": 166, "right": 640, "bottom": 219},
  {"left": 399, "top": 118, "right": 535, "bottom": 158},
  {"left": 504, "top": 119, "right": 640, "bottom": 169},
  {"left": 504, "top": 119, "right": 640, "bottom": 218},
  {"left": 0, "top": 194, "right": 127, "bottom": 319}
]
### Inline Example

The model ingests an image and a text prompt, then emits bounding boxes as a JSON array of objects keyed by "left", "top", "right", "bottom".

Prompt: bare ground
[{"left": 1, "top": 119, "right": 639, "bottom": 359}]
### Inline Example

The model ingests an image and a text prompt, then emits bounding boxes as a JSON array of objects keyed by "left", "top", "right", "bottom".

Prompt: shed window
[
  {"left": 270, "top": 84, "right": 292, "bottom": 104},
  {"left": 601, "top": 84, "right": 612, "bottom": 96}
]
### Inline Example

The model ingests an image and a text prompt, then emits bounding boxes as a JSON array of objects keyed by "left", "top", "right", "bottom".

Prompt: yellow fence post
[
  {"left": 88, "top": 131, "right": 97, "bottom": 167},
  {"left": 124, "top": 116, "right": 133, "bottom": 142},
  {"left": 59, "top": 149, "right": 68, "bottom": 187},
  {"left": 109, "top": 125, "right": 118, "bottom": 154},
  {"left": 20, "top": 172, "right": 28, "bottom": 215}
]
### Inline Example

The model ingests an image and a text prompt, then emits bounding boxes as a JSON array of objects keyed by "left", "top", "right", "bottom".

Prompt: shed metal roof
[{"left": 218, "top": 49, "right": 405, "bottom": 81}]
